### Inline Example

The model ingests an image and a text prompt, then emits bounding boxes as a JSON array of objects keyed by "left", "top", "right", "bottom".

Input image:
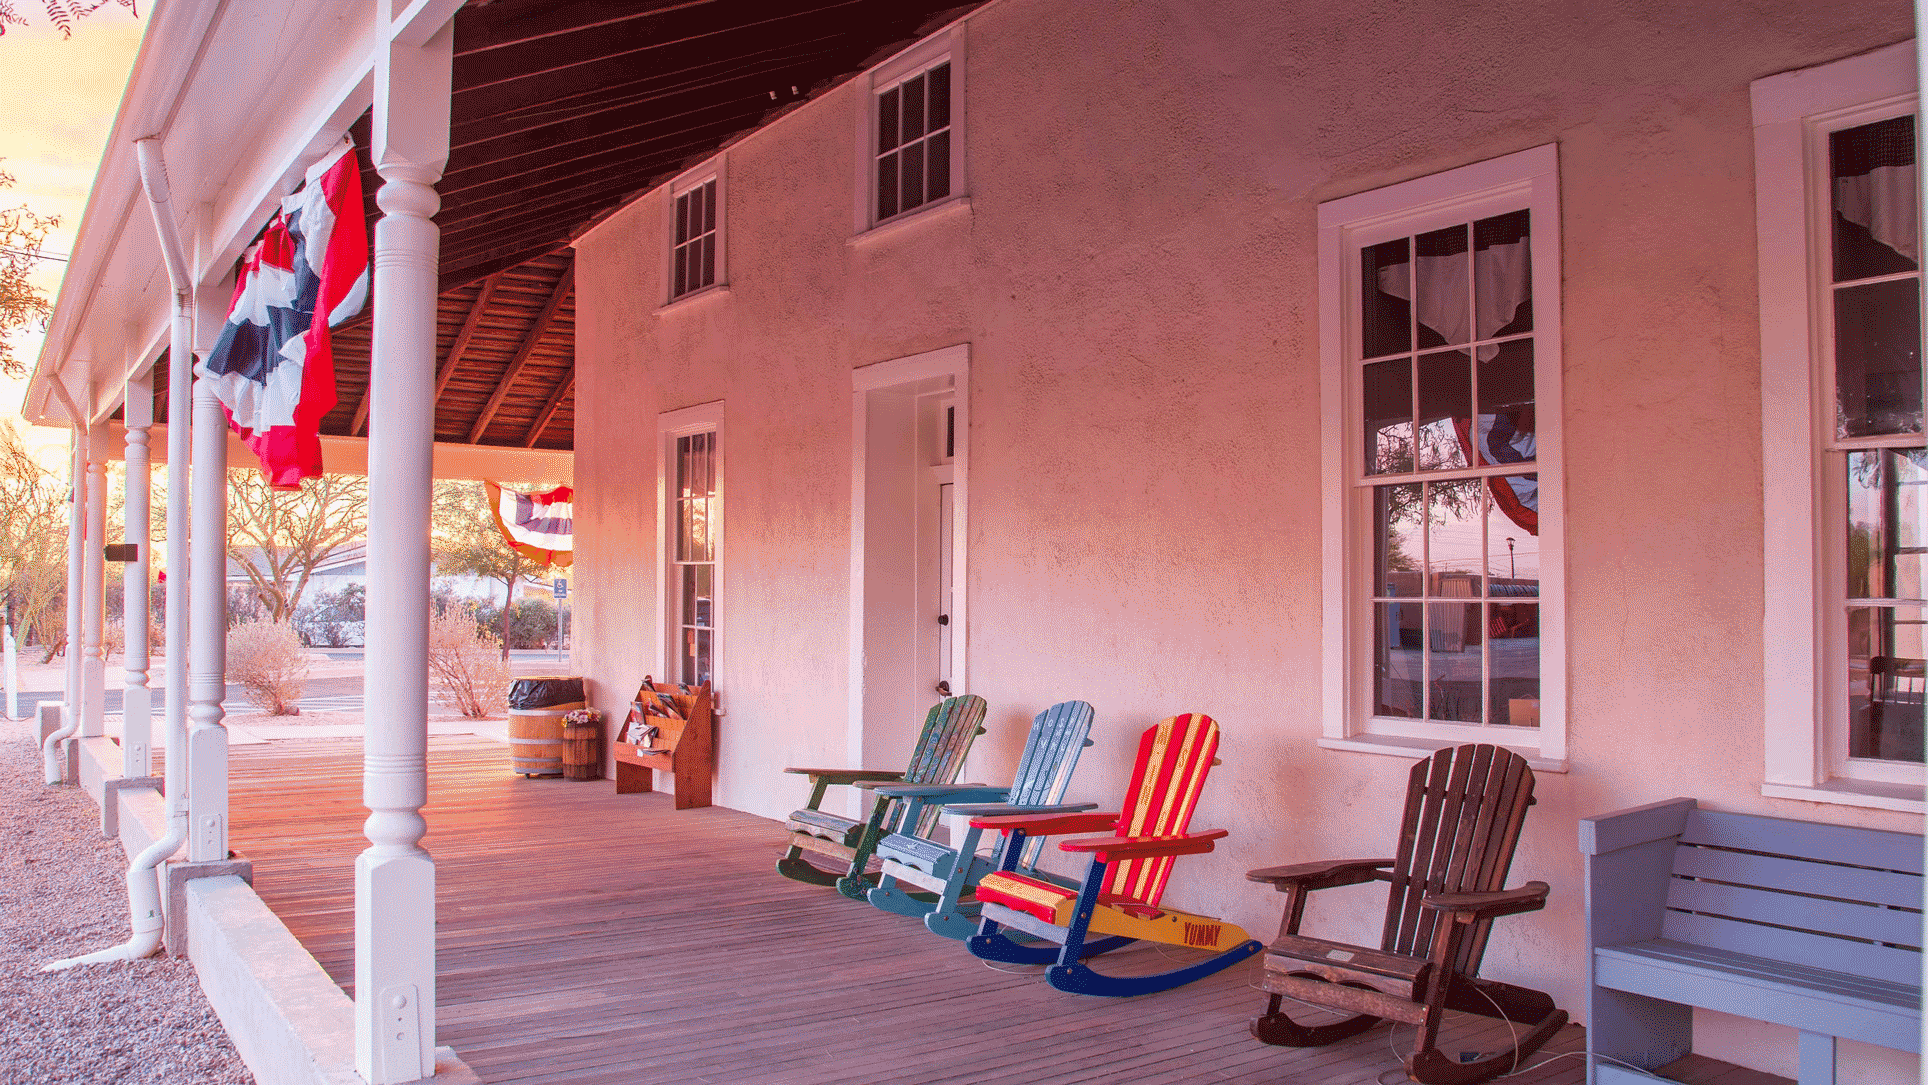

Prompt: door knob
[
  {"left": 935, "top": 680, "right": 952, "bottom": 696},
  {"left": 937, "top": 614, "right": 950, "bottom": 626}
]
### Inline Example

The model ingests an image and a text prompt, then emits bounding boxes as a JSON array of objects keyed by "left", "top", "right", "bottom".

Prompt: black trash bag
[{"left": 508, "top": 676, "right": 584, "bottom": 710}]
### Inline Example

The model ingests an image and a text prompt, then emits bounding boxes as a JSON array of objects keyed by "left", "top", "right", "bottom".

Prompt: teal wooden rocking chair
[
  {"left": 866, "top": 699, "right": 1097, "bottom": 932},
  {"left": 777, "top": 694, "right": 989, "bottom": 891}
]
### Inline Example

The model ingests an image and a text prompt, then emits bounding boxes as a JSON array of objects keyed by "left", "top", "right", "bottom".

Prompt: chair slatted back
[
  {"left": 1379, "top": 744, "right": 1534, "bottom": 974},
  {"left": 1008, "top": 700, "right": 1096, "bottom": 866},
  {"left": 899, "top": 694, "right": 989, "bottom": 836},
  {"left": 1662, "top": 809, "right": 1923, "bottom": 986},
  {"left": 1099, "top": 713, "right": 1220, "bottom": 908}
]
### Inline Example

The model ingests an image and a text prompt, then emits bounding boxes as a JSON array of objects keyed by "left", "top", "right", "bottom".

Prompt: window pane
[
  {"left": 1414, "top": 224, "right": 1470, "bottom": 349},
  {"left": 1363, "top": 357, "right": 1412, "bottom": 475},
  {"left": 673, "top": 243, "right": 688, "bottom": 298},
  {"left": 1427, "top": 601, "right": 1483, "bottom": 723},
  {"left": 682, "top": 629, "right": 699, "bottom": 687},
  {"left": 902, "top": 136, "right": 926, "bottom": 211},
  {"left": 1474, "top": 209, "right": 1532, "bottom": 338},
  {"left": 902, "top": 73, "right": 926, "bottom": 141},
  {"left": 694, "top": 629, "right": 713, "bottom": 687},
  {"left": 1847, "top": 450, "right": 1928, "bottom": 601},
  {"left": 1834, "top": 277, "right": 1923, "bottom": 439},
  {"left": 877, "top": 152, "right": 900, "bottom": 219},
  {"left": 1848, "top": 605, "right": 1926, "bottom": 763},
  {"left": 682, "top": 564, "right": 698, "bottom": 626},
  {"left": 692, "top": 563, "right": 713, "bottom": 628},
  {"left": 675, "top": 192, "right": 690, "bottom": 245},
  {"left": 1489, "top": 602, "right": 1539, "bottom": 726},
  {"left": 927, "top": 63, "right": 951, "bottom": 130},
  {"left": 1417, "top": 349, "right": 1471, "bottom": 471},
  {"left": 1831, "top": 115, "right": 1918, "bottom": 283},
  {"left": 1372, "top": 483, "right": 1424, "bottom": 598},
  {"left": 1428, "top": 479, "right": 1485, "bottom": 584},
  {"left": 1374, "top": 602, "right": 1423, "bottom": 718},
  {"left": 926, "top": 130, "right": 952, "bottom": 201},
  {"left": 877, "top": 88, "right": 900, "bottom": 153},
  {"left": 1475, "top": 339, "right": 1535, "bottom": 468},
  {"left": 1360, "top": 238, "right": 1412, "bottom": 359},
  {"left": 703, "top": 180, "right": 717, "bottom": 234},
  {"left": 1487, "top": 475, "right": 1539, "bottom": 593},
  {"left": 701, "top": 234, "right": 715, "bottom": 289}
]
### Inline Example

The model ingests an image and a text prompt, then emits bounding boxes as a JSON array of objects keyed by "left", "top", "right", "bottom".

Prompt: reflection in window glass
[
  {"left": 1488, "top": 602, "right": 1539, "bottom": 725},
  {"left": 1834, "top": 278, "right": 1923, "bottom": 439},
  {"left": 1363, "top": 358, "right": 1413, "bottom": 475},
  {"left": 674, "top": 431, "right": 717, "bottom": 686},
  {"left": 1417, "top": 350, "right": 1471, "bottom": 471},
  {"left": 1849, "top": 605, "right": 1926, "bottom": 762}
]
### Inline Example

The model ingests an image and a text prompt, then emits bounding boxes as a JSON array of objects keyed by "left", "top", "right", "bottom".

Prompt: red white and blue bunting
[{"left": 485, "top": 481, "right": 574, "bottom": 567}]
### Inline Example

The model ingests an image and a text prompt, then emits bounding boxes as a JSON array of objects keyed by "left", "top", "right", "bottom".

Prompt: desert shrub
[
  {"left": 100, "top": 619, "right": 124, "bottom": 661},
  {"left": 227, "top": 619, "right": 310, "bottom": 715},
  {"left": 427, "top": 607, "right": 510, "bottom": 718},
  {"left": 293, "top": 584, "right": 365, "bottom": 647},
  {"left": 470, "top": 596, "right": 560, "bottom": 650}
]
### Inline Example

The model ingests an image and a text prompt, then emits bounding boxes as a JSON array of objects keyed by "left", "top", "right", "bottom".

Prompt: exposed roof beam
[
  {"left": 524, "top": 370, "right": 574, "bottom": 448},
  {"left": 467, "top": 258, "right": 572, "bottom": 443},
  {"left": 435, "top": 271, "right": 504, "bottom": 399}
]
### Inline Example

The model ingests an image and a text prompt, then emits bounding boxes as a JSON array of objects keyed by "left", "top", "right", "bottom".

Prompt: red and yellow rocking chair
[{"left": 966, "top": 713, "right": 1263, "bottom": 997}]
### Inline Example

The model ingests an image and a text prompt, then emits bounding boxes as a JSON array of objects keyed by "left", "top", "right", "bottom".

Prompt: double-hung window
[
  {"left": 1756, "top": 42, "right": 1924, "bottom": 809},
  {"left": 666, "top": 159, "right": 724, "bottom": 303},
  {"left": 862, "top": 26, "right": 964, "bottom": 229},
  {"left": 659, "top": 403, "right": 723, "bottom": 687},
  {"left": 1319, "top": 146, "right": 1567, "bottom": 766}
]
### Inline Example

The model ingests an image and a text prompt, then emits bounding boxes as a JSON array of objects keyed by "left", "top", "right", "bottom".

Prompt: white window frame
[
  {"left": 854, "top": 24, "right": 967, "bottom": 235},
  {"left": 663, "top": 156, "right": 726, "bottom": 307},
  {"left": 657, "top": 401, "right": 724, "bottom": 687},
  {"left": 1755, "top": 40, "right": 1925, "bottom": 813},
  {"left": 1317, "top": 145, "right": 1568, "bottom": 770}
]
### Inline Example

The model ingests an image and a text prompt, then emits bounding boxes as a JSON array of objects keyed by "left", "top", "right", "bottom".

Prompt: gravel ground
[{"left": 0, "top": 722, "right": 253, "bottom": 1084}]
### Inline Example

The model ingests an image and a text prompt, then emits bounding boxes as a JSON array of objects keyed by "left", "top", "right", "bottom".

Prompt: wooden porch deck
[{"left": 224, "top": 737, "right": 1764, "bottom": 1085}]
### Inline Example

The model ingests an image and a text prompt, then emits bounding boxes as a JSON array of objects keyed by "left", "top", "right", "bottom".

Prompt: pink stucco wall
[{"left": 573, "top": 1, "right": 1918, "bottom": 1078}]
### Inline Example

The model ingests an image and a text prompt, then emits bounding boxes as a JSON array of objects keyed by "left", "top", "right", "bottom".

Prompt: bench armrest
[
  {"left": 970, "top": 810, "right": 1120, "bottom": 835},
  {"left": 1247, "top": 858, "right": 1394, "bottom": 891},
  {"left": 939, "top": 801, "right": 1099, "bottom": 818},
  {"left": 1060, "top": 829, "right": 1228, "bottom": 862},
  {"left": 1578, "top": 798, "right": 1696, "bottom": 856},
  {"left": 863, "top": 782, "right": 1006, "bottom": 801},
  {"left": 782, "top": 767, "right": 907, "bottom": 785},
  {"left": 1422, "top": 881, "right": 1550, "bottom": 920}
]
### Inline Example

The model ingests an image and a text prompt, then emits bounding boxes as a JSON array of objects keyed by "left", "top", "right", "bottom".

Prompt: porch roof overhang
[{"left": 26, "top": 0, "right": 983, "bottom": 464}]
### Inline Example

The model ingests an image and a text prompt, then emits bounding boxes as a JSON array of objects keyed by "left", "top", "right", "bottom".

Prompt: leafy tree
[
  {"left": 432, "top": 479, "right": 552, "bottom": 659},
  {"left": 0, "top": 165, "right": 55, "bottom": 377},
  {"left": 0, "top": 0, "right": 136, "bottom": 38},
  {"left": 223, "top": 470, "right": 369, "bottom": 622}
]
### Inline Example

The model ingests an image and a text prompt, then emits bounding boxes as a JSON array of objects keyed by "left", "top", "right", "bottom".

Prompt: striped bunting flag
[{"left": 485, "top": 481, "right": 574, "bottom": 567}]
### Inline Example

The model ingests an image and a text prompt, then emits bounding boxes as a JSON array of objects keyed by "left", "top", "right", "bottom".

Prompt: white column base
[
  {"left": 354, "top": 850, "right": 436, "bottom": 1084},
  {"left": 122, "top": 684, "right": 153, "bottom": 778},
  {"left": 187, "top": 722, "right": 229, "bottom": 862}
]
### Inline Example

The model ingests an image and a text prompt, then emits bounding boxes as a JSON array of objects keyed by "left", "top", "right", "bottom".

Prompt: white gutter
[
  {"left": 44, "top": 137, "right": 194, "bottom": 970},
  {"left": 39, "top": 385, "right": 85, "bottom": 785}
]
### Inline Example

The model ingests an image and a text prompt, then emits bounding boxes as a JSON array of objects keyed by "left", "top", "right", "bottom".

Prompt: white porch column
[
  {"left": 185, "top": 375, "right": 228, "bottom": 863},
  {"left": 358, "top": 5, "right": 452, "bottom": 1080},
  {"left": 80, "top": 442, "right": 107, "bottom": 740},
  {"left": 123, "top": 371, "right": 154, "bottom": 777},
  {"left": 63, "top": 431, "right": 83, "bottom": 733}
]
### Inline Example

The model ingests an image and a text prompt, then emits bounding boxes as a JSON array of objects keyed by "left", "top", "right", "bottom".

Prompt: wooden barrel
[
  {"left": 509, "top": 700, "right": 583, "bottom": 777},
  {"left": 561, "top": 720, "right": 602, "bottom": 781}
]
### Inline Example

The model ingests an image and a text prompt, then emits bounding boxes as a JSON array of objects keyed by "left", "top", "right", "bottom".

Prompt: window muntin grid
[
  {"left": 671, "top": 178, "right": 717, "bottom": 300},
  {"left": 1827, "top": 113, "right": 1925, "bottom": 766},
  {"left": 673, "top": 430, "right": 717, "bottom": 686},
  {"left": 1357, "top": 208, "right": 1541, "bottom": 729},
  {"left": 875, "top": 61, "right": 951, "bottom": 222}
]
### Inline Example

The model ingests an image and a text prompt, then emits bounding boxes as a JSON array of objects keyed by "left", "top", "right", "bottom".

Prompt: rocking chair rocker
[
  {"left": 776, "top": 694, "right": 988, "bottom": 891},
  {"left": 866, "top": 699, "right": 1097, "bottom": 934},
  {"left": 1247, "top": 743, "right": 1566, "bottom": 1085},
  {"left": 967, "top": 713, "right": 1263, "bottom": 997}
]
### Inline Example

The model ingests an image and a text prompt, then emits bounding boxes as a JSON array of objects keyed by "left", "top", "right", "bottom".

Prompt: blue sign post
[{"left": 552, "top": 578, "right": 568, "bottom": 658}]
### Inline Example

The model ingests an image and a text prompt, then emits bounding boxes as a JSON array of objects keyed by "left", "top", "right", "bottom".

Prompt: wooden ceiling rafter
[
  {"left": 524, "top": 371, "right": 576, "bottom": 448},
  {"left": 467, "top": 258, "right": 575, "bottom": 444}
]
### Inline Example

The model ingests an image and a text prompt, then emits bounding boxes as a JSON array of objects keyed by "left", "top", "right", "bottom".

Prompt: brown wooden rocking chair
[{"left": 1247, "top": 744, "right": 1566, "bottom": 1085}]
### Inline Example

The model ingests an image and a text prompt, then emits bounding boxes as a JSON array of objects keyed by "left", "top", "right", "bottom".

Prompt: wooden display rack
[{"left": 612, "top": 678, "right": 715, "bottom": 809}]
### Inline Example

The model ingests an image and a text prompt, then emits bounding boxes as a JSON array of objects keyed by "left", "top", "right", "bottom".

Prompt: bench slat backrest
[
  {"left": 1008, "top": 700, "right": 1096, "bottom": 866},
  {"left": 1661, "top": 809, "right": 1923, "bottom": 987}
]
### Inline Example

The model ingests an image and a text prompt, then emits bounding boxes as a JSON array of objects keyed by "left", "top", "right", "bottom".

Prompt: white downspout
[
  {"left": 45, "top": 136, "right": 194, "bottom": 969},
  {"left": 40, "top": 387, "right": 85, "bottom": 784}
]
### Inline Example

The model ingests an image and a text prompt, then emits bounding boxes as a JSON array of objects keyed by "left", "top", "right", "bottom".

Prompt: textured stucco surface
[{"left": 573, "top": 2, "right": 1919, "bottom": 1080}]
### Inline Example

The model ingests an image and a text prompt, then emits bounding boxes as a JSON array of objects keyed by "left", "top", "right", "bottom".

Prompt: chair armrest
[
  {"left": 1421, "top": 881, "right": 1550, "bottom": 920},
  {"left": 1060, "top": 829, "right": 1228, "bottom": 863},
  {"left": 782, "top": 767, "right": 907, "bottom": 785},
  {"left": 1246, "top": 858, "right": 1394, "bottom": 891},
  {"left": 970, "top": 810, "right": 1120, "bottom": 834},
  {"left": 863, "top": 782, "right": 1006, "bottom": 800},
  {"left": 940, "top": 801, "right": 1099, "bottom": 818}
]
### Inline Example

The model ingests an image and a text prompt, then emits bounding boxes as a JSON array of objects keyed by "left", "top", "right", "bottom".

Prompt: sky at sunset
[{"left": 1, "top": 10, "right": 147, "bottom": 462}]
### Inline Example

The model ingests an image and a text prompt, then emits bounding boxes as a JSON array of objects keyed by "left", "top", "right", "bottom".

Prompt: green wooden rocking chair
[{"left": 776, "top": 694, "right": 988, "bottom": 891}]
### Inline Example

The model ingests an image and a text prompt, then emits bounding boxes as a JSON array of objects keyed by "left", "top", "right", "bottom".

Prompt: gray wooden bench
[{"left": 1580, "top": 798, "right": 1921, "bottom": 1085}]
